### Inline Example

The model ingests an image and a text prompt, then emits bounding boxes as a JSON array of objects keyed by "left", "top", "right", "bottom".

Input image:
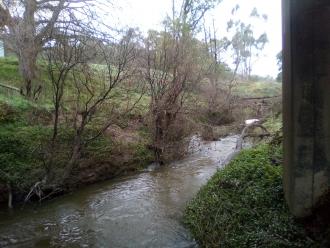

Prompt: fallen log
[{"left": 236, "top": 123, "right": 270, "bottom": 151}]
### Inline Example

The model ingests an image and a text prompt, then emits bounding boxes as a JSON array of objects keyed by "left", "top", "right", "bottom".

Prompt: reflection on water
[{"left": 0, "top": 135, "right": 238, "bottom": 248}]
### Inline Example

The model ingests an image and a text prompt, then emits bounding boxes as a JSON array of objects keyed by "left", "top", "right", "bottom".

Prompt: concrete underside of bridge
[{"left": 283, "top": 0, "right": 330, "bottom": 217}]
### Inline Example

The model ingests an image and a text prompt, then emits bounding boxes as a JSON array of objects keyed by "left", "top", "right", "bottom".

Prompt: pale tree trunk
[
  {"left": 7, "top": 183, "right": 12, "bottom": 209},
  {"left": 7, "top": 0, "right": 40, "bottom": 99},
  {"left": 19, "top": 0, "right": 39, "bottom": 98},
  {"left": 19, "top": 49, "right": 39, "bottom": 98}
]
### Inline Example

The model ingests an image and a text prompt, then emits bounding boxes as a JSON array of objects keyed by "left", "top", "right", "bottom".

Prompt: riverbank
[
  {"left": 183, "top": 142, "right": 328, "bottom": 247},
  {"left": 0, "top": 93, "right": 154, "bottom": 206}
]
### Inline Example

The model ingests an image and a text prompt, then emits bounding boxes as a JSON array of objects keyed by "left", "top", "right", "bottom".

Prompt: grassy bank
[
  {"left": 184, "top": 144, "right": 318, "bottom": 247},
  {"left": 0, "top": 90, "right": 153, "bottom": 204}
]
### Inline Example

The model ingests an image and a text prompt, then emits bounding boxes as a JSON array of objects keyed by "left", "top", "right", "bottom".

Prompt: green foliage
[
  {"left": 84, "top": 135, "right": 114, "bottom": 160},
  {"left": 0, "top": 95, "right": 33, "bottom": 112},
  {"left": 264, "top": 114, "right": 282, "bottom": 134},
  {"left": 0, "top": 124, "right": 51, "bottom": 190},
  {"left": 227, "top": 11, "right": 268, "bottom": 78},
  {"left": 184, "top": 144, "right": 315, "bottom": 248},
  {"left": 0, "top": 96, "right": 52, "bottom": 127},
  {"left": 132, "top": 143, "right": 154, "bottom": 167}
]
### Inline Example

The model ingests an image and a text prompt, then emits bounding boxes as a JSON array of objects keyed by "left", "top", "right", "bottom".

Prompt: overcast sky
[{"left": 111, "top": 0, "right": 282, "bottom": 78}]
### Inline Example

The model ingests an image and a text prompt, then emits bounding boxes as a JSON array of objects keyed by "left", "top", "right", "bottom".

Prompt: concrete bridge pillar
[{"left": 283, "top": 0, "right": 330, "bottom": 217}]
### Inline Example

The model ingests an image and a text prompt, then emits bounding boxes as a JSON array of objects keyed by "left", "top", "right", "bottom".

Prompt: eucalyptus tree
[
  {"left": 227, "top": 6, "right": 268, "bottom": 79},
  {"left": 0, "top": 0, "right": 109, "bottom": 99}
]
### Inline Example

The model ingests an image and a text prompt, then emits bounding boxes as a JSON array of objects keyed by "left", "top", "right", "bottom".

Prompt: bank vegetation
[{"left": 0, "top": 0, "right": 281, "bottom": 207}]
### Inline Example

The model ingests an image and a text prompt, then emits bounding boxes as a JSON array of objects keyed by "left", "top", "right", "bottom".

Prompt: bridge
[{"left": 283, "top": 0, "right": 330, "bottom": 217}]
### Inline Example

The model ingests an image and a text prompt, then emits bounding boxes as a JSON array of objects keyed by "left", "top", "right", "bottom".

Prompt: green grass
[
  {"left": 184, "top": 144, "right": 316, "bottom": 248},
  {"left": 0, "top": 57, "right": 22, "bottom": 86},
  {"left": 234, "top": 81, "right": 282, "bottom": 98},
  {"left": 0, "top": 93, "right": 62, "bottom": 191}
]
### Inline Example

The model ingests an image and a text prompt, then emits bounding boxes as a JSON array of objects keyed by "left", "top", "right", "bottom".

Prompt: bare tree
[
  {"left": 24, "top": 28, "right": 144, "bottom": 201},
  {"left": 59, "top": 30, "right": 142, "bottom": 180},
  {"left": 143, "top": 10, "right": 213, "bottom": 163},
  {"left": 144, "top": 31, "right": 191, "bottom": 163},
  {"left": 0, "top": 0, "right": 109, "bottom": 99}
]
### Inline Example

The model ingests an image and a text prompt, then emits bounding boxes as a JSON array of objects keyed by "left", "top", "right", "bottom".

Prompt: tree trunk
[
  {"left": 19, "top": 49, "right": 38, "bottom": 98},
  {"left": 17, "top": 0, "right": 39, "bottom": 99},
  {"left": 0, "top": 6, "right": 9, "bottom": 28},
  {"left": 52, "top": 100, "right": 60, "bottom": 141},
  {"left": 153, "top": 110, "right": 176, "bottom": 164},
  {"left": 7, "top": 183, "right": 12, "bottom": 209},
  {"left": 154, "top": 113, "right": 164, "bottom": 164},
  {"left": 63, "top": 135, "right": 82, "bottom": 181}
]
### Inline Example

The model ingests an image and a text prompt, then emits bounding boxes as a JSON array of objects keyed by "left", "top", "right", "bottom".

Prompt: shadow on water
[{"left": 0, "top": 135, "right": 239, "bottom": 248}]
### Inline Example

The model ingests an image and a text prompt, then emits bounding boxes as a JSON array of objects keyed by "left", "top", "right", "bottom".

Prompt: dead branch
[{"left": 24, "top": 181, "right": 43, "bottom": 203}]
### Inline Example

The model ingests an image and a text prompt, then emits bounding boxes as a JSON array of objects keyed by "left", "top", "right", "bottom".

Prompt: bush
[
  {"left": 184, "top": 145, "right": 316, "bottom": 248},
  {"left": 0, "top": 125, "right": 50, "bottom": 190},
  {"left": 206, "top": 109, "right": 235, "bottom": 126}
]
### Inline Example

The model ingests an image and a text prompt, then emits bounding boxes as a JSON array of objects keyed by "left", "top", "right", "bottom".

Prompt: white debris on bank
[{"left": 245, "top": 119, "right": 260, "bottom": 126}]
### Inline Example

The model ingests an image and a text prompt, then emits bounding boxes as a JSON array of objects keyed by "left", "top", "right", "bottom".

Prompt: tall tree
[
  {"left": 144, "top": 0, "right": 221, "bottom": 163},
  {"left": 230, "top": 22, "right": 268, "bottom": 79},
  {"left": 227, "top": 6, "right": 268, "bottom": 79},
  {"left": 0, "top": 0, "right": 106, "bottom": 99},
  {"left": 179, "top": 0, "right": 221, "bottom": 31}
]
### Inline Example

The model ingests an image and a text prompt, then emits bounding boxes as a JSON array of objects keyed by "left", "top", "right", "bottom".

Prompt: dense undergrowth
[{"left": 184, "top": 144, "right": 318, "bottom": 248}]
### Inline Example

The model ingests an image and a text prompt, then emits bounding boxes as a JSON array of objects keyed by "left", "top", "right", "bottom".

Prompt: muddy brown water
[{"left": 0, "top": 135, "right": 239, "bottom": 248}]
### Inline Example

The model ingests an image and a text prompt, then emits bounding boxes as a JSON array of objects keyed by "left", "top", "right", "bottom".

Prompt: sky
[{"left": 111, "top": 0, "right": 282, "bottom": 78}]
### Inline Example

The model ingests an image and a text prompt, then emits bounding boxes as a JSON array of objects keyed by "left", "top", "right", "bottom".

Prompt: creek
[{"left": 0, "top": 135, "right": 239, "bottom": 248}]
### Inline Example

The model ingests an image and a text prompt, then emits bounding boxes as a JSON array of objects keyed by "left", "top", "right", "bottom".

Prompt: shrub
[
  {"left": 0, "top": 125, "right": 50, "bottom": 190},
  {"left": 0, "top": 103, "right": 18, "bottom": 123}
]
